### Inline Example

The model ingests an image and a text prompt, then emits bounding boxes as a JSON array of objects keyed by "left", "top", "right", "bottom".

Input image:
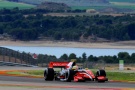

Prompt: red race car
[{"left": 44, "top": 61, "right": 108, "bottom": 82}]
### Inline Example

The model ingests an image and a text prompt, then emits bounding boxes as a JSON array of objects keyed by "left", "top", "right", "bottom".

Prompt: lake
[{"left": 1, "top": 46, "right": 135, "bottom": 58}]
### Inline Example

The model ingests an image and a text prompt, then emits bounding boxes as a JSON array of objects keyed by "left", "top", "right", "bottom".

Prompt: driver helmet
[{"left": 72, "top": 65, "right": 78, "bottom": 70}]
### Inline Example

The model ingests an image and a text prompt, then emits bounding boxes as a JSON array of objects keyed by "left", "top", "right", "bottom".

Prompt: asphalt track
[{"left": 0, "top": 66, "right": 135, "bottom": 90}]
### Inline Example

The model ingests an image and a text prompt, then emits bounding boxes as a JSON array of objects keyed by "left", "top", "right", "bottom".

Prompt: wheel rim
[
  {"left": 65, "top": 70, "right": 70, "bottom": 81},
  {"left": 65, "top": 72, "right": 68, "bottom": 80}
]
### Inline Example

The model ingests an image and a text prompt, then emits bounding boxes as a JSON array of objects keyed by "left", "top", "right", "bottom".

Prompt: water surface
[{"left": 2, "top": 46, "right": 135, "bottom": 58}]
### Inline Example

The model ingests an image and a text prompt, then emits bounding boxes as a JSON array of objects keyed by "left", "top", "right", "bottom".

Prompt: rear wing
[{"left": 48, "top": 62, "right": 69, "bottom": 68}]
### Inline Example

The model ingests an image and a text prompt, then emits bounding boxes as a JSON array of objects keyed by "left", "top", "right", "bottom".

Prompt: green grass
[
  {"left": 109, "top": 0, "right": 135, "bottom": 2},
  {"left": 7, "top": 70, "right": 135, "bottom": 81},
  {"left": 71, "top": 5, "right": 135, "bottom": 11},
  {"left": 7, "top": 71, "right": 22, "bottom": 75},
  {"left": 71, "top": 0, "right": 135, "bottom": 10},
  {"left": 25, "top": 70, "right": 44, "bottom": 75},
  {"left": 107, "top": 72, "right": 135, "bottom": 81},
  {"left": 0, "top": 0, "right": 135, "bottom": 11},
  {"left": 114, "top": 5, "right": 135, "bottom": 10},
  {"left": 0, "top": 0, "right": 35, "bottom": 9},
  {"left": 7, "top": 70, "right": 44, "bottom": 76},
  {"left": 110, "top": 2, "right": 135, "bottom": 10}
]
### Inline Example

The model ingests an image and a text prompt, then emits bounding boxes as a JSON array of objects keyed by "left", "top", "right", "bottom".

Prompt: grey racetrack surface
[{"left": 0, "top": 66, "right": 135, "bottom": 90}]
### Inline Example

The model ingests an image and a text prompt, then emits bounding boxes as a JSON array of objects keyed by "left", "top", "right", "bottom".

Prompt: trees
[
  {"left": 0, "top": 24, "right": 4, "bottom": 34},
  {"left": 123, "top": 33, "right": 130, "bottom": 40},
  {"left": 54, "top": 31, "right": 62, "bottom": 40},
  {"left": 1, "top": 46, "right": 135, "bottom": 64},
  {"left": 1, "top": 8, "right": 135, "bottom": 41},
  {"left": 118, "top": 52, "right": 130, "bottom": 63},
  {"left": 127, "top": 23, "right": 135, "bottom": 40},
  {"left": 130, "top": 53, "right": 135, "bottom": 63},
  {"left": 68, "top": 53, "right": 76, "bottom": 60},
  {"left": 82, "top": 52, "right": 87, "bottom": 62},
  {"left": 62, "top": 31, "right": 70, "bottom": 40},
  {"left": 60, "top": 54, "right": 68, "bottom": 61},
  {"left": 9, "top": 28, "right": 38, "bottom": 40},
  {"left": 88, "top": 55, "right": 98, "bottom": 62}
]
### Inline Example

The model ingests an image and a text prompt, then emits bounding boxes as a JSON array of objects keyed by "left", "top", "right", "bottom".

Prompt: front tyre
[
  {"left": 65, "top": 70, "right": 74, "bottom": 82},
  {"left": 95, "top": 69, "right": 107, "bottom": 82},
  {"left": 96, "top": 69, "right": 106, "bottom": 77}
]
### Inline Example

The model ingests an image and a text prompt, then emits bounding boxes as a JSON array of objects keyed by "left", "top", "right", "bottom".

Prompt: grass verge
[
  {"left": 4, "top": 70, "right": 135, "bottom": 82},
  {"left": 4, "top": 70, "right": 43, "bottom": 78}
]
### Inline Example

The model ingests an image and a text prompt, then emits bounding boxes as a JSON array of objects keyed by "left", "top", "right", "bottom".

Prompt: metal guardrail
[
  {"left": 0, "top": 47, "right": 38, "bottom": 67},
  {"left": 0, "top": 61, "right": 38, "bottom": 67}
]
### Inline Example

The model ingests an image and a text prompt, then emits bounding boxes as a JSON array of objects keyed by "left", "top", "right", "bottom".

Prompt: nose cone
[{"left": 85, "top": 70, "right": 95, "bottom": 78}]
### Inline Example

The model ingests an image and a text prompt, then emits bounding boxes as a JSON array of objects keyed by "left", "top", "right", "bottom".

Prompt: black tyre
[
  {"left": 65, "top": 70, "right": 75, "bottom": 82},
  {"left": 96, "top": 69, "right": 107, "bottom": 82},
  {"left": 96, "top": 69, "right": 106, "bottom": 77},
  {"left": 44, "top": 68, "right": 54, "bottom": 81}
]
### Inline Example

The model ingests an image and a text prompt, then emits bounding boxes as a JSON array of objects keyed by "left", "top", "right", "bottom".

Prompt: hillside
[
  {"left": 5, "top": 0, "right": 135, "bottom": 13},
  {"left": 36, "top": 2, "right": 71, "bottom": 11},
  {"left": 12, "top": 0, "right": 110, "bottom": 6},
  {"left": 0, "top": 0, "right": 35, "bottom": 9},
  {"left": 109, "top": 0, "right": 135, "bottom": 3}
]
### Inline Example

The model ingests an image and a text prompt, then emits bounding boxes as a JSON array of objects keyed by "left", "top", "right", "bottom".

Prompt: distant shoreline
[{"left": 0, "top": 40, "right": 135, "bottom": 49}]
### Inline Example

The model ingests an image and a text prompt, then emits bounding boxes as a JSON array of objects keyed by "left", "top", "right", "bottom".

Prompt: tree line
[
  {"left": 59, "top": 52, "right": 135, "bottom": 64},
  {"left": 0, "top": 7, "right": 85, "bottom": 15},
  {"left": 0, "top": 47, "right": 135, "bottom": 65},
  {"left": 0, "top": 8, "right": 135, "bottom": 41}
]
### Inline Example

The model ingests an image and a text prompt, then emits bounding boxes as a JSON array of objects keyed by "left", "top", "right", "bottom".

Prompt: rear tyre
[{"left": 44, "top": 68, "right": 54, "bottom": 81}]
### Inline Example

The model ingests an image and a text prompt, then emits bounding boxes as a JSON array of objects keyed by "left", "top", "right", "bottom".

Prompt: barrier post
[{"left": 119, "top": 60, "right": 124, "bottom": 70}]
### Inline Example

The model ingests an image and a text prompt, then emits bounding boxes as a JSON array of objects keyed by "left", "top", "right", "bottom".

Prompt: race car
[{"left": 44, "top": 61, "right": 108, "bottom": 82}]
